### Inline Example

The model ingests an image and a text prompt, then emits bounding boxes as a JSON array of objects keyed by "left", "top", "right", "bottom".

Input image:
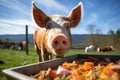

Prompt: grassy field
[{"left": 0, "top": 45, "right": 120, "bottom": 80}]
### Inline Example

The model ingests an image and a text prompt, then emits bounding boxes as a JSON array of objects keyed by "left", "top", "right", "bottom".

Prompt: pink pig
[{"left": 32, "top": 2, "right": 83, "bottom": 61}]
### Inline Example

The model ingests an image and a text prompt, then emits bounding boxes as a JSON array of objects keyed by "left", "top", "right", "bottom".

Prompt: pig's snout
[{"left": 51, "top": 34, "right": 69, "bottom": 53}]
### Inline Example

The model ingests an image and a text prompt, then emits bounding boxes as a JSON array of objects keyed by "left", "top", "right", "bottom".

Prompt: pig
[{"left": 32, "top": 2, "right": 83, "bottom": 61}]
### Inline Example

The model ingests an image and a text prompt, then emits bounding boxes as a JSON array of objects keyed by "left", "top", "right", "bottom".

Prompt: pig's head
[{"left": 32, "top": 2, "right": 83, "bottom": 57}]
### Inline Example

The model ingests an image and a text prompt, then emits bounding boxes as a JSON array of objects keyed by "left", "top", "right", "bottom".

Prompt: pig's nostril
[
  {"left": 62, "top": 41, "right": 67, "bottom": 45},
  {"left": 55, "top": 41, "right": 58, "bottom": 45}
]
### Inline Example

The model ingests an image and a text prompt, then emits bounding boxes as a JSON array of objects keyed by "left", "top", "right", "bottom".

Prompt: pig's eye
[
  {"left": 65, "top": 23, "right": 69, "bottom": 29},
  {"left": 46, "top": 23, "right": 52, "bottom": 29},
  {"left": 47, "top": 25, "right": 50, "bottom": 29}
]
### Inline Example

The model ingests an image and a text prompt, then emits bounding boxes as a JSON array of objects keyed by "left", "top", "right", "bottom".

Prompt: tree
[
  {"left": 108, "top": 30, "right": 114, "bottom": 35},
  {"left": 86, "top": 24, "right": 103, "bottom": 49},
  {"left": 87, "top": 24, "right": 95, "bottom": 46},
  {"left": 114, "top": 29, "right": 120, "bottom": 50},
  {"left": 106, "top": 29, "right": 120, "bottom": 51}
]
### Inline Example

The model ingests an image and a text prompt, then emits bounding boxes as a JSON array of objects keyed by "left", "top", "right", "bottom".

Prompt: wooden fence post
[{"left": 25, "top": 25, "right": 29, "bottom": 55}]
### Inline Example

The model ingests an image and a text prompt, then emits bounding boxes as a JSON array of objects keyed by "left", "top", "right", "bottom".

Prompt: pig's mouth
[{"left": 55, "top": 49, "right": 66, "bottom": 54}]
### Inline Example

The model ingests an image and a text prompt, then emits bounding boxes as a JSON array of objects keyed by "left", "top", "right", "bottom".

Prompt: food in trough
[{"left": 36, "top": 57, "right": 120, "bottom": 80}]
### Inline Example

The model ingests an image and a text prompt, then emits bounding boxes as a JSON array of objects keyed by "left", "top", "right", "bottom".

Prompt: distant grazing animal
[
  {"left": 18, "top": 41, "right": 26, "bottom": 51},
  {"left": 97, "top": 46, "right": 115, "bottom": 52},
  {"left": 32, "top": 2, "right": 83, "bottom": 61},
  {"left": 0, "top": 41, "right": 15, "bottom": 49},
  {"left": 85, "top": 45, "right": 94, "bottom": 53},
  {"left": 9, "top": 44, "right": 19, "bottom": 50},
  {"left": 0, "top": 41, "right": 27, "bottom": 50}
]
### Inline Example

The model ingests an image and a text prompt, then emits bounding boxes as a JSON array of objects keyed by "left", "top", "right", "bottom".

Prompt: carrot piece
[
  {"left": 82, "top": 62, "right": 94, "bottom": 71},
  {"left": 71, "top": 75, "right": 85, "bottom": 80},
  {"left": 62, "top": 62, "right": 78, "bottom": 69},
  {"left": 101, "top": 63, "right": 114, "bottom": 76}
]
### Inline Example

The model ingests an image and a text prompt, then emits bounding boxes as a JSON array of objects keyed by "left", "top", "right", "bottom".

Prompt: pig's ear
[
  {"left": 32, "top": 2, "right": 49, "bottom": 27},
  {"left": 67, "top": 2, "right": 83, "bottom": 27}
]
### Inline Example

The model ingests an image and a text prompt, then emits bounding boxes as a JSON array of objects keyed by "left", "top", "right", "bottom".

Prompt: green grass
[
  {"left": 0, "top": 45, "right": 120, "bottom": 80},
  {"left": 0, "top": 45, "right": 38, "bottom": 80}
]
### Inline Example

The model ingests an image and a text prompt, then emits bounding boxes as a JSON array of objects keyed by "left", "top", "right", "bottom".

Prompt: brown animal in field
[
  {"left": 32, "top": 2, "right": 83, "bottom": 61},
  {"left": 18, "top": 41, "right": 26, "bottom": 51},
  {"left": 97, "top": 46, "right": 115, "bottom": 52},
  {"left": 0, "top": 41, "right": 15, "bottom": 49}
]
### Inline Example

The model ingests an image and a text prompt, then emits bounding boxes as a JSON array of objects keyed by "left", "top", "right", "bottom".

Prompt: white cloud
[
  {"left": 71, "top": 28, "right": 88, "bottom": 34},
  {"left": 35, "top": 0, "right": 69, "bottom": 13},
  {"left": 0, "top": 19, "right": 36, "bottom": 34},
  {"left": 0, "top": 19, "right": 35, "bottom": 26},
  {"left": 84, "top": 0, "right": 95, "bottom": 7},
  {"left": 79, "top": 13, "right": 98, "bottom": 34},
  {"left": 0, "top": 0, "right": 29, "bottom": 16},
  {"left": 86, "top": 13, "right": 98, "bottom": 25},
  {"left": 0, "top": 0, "right": 36, "bottom": 34}
]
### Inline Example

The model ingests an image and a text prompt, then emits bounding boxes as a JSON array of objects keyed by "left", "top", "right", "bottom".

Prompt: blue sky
[{"left": 0, "top": 0, "right": 120, "bottom": 35}]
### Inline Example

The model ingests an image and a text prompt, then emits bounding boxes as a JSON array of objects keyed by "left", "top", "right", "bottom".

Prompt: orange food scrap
[
  {"left": 72, "top": 67, "right": 84, "bottom": 75},
  {"left": 62, "top": 62, "right": 78, "bottom": 69},
  {"left": 96, "top": 64, "right": 103, "bottom": 70},
  {"left": 38, "top": 71, "right": 45, "bottom": 80},
  {"left": 101, "top": 63, "right": 114, "bottom": 76},
  {"left": 82, "top": 62, "right": 94, "bottom": 71},
  {"left": 70, "top": 75, "right": 85, "bottom": 80}
]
